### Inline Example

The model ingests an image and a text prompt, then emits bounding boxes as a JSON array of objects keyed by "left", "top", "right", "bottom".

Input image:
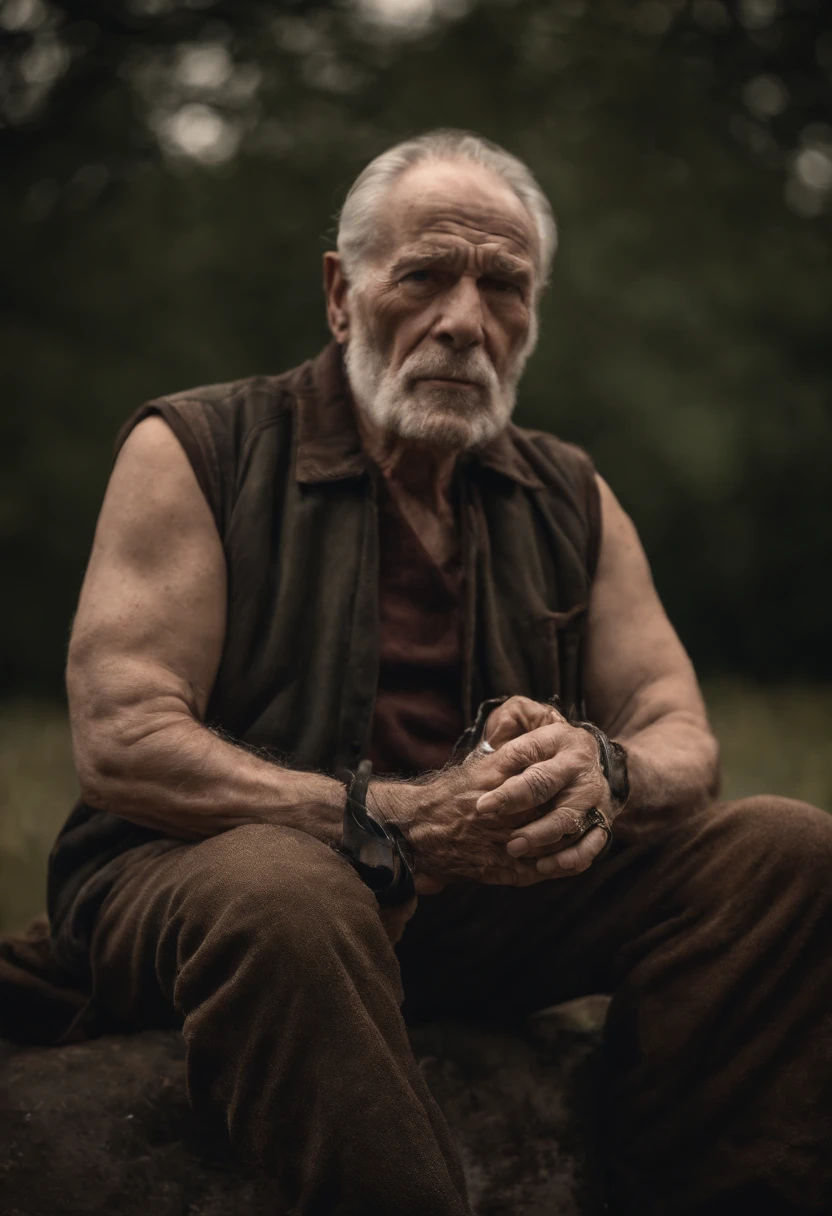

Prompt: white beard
[{"left": 344, "top": 306, "right": 537, "bottom": 451}]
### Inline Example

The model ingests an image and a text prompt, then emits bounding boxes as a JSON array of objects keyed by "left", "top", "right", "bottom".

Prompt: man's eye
[
  {"left": 483, "top": 277, "right": 518, "bottom": 294},
  {"left": 403, "top": 269, "right": 431, "bottom": 283}
]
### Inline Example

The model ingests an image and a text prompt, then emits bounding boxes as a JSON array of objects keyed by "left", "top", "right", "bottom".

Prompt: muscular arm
[
  {"left": 470, "top": 474, "right": 721, "bottom": 873},
  {"left": 583, "top": 475, "right": 720, "bottom": 821},
  {"left": 68, "top": 416, "right": 344, "bottom": 842}
]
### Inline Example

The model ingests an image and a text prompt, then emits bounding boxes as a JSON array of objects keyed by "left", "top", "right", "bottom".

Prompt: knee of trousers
[
  {"left": 715, "top": 794, "right": 832, "bottom": 858},
  {"left": 159, "top": 823, "right": 396, "bottom": 992},
  {"left": 694, "top": 795, "right": 832, "bottom": 905}
]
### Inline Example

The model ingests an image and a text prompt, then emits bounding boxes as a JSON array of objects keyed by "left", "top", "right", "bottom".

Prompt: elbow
[
  {"left": 74, "top": 738, "right": 130, "bottom": 812},
  {"left": 77, "top": 769, "right": 109, "bottom": 812},
  {"left": 66, "top": 630, "right": 206, "bottom": 824},
  {"left": 69, "top": 695, "right": 144, "bottom": 814},
  {"left": 679, "top": 720, "right": 721, "bottom": 809},
  {"left": 704, "top": 730, "right": 722, "bottom": 803},
  {"left": 71, "top": 701, "right": 198, "bottom": 818},
  {"left": 67, "top": 660, "right": 118, "bottom": 810},
  {"left": 67, "top": 660, "right": 195, "bottom": 813}
]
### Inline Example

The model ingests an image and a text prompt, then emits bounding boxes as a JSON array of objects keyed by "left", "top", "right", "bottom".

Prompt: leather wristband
[
  {"left": 335, "top": 759, "right": 416, "bottom": 908},
  {"left": 573, "top": 720, "right": 630, "bottom": 809}
]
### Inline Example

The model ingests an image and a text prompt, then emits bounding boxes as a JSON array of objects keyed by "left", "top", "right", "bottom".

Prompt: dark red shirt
[{"left": 368, "top": 478, "right": 465, "bottom": 777}]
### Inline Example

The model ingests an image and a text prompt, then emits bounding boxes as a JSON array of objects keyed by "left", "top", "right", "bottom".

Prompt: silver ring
[
  {"left": 578, "top": 807, "right": 613, "bottom": 857},
  {"left": 559, "top": 805, "right": 612, "bottom": 845}
]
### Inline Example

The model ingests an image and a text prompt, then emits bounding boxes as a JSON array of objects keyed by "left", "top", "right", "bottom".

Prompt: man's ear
[{"left": 323, "top": 252, "right": 351, "bottom": 344}]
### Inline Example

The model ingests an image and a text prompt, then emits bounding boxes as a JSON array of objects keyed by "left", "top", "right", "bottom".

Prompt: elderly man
[{"left": 47, "top": 130, "right": 831, "bottom": 1215}]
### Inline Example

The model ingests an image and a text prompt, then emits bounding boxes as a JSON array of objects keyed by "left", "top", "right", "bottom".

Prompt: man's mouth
[{"left": 418, "top": 376, "right": 480, "bottom": 387}]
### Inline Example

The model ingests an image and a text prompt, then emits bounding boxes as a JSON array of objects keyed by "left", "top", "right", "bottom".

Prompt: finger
[
  {"left": 484, "top": 698, "right": 559, "bottom": 749},
  {"left": 465, "top": 721, "right": 565, "bottom": 792},
  {"left": 535, "top": 827, "right": 607, "bottom": 876},
  {"left": 478, "top": 858, "right": 557, "bottom": 888},
  {"left": 477, "top": 752, "right": 581, "bottom": 817},
  {"left": 505, "top": 776, "right": 608, "bottom": 850},
  {"left": 487, "top": 718, "right": 598, "bottom": 791},
  {"left": 495, "top": 722, "right": 571, "bottom": 773},
  {"left": 511, "top": 828, "right": 600, "bottom": 859},
  {"left": 504, "top": 802, "right": 589, "bottom": 855}
]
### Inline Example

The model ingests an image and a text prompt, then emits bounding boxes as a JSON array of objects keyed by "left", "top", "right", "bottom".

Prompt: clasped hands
[{"left": 372, "top": 695, "right": 619, "bottom": 895}]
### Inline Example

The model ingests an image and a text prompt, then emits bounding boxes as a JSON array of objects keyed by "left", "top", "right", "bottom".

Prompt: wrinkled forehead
[{"left": 379, "top": 158, "right": 539, "bottom": 269}]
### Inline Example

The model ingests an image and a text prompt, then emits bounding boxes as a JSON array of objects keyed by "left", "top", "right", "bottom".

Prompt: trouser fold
[{"left": 85, "top": 798, "right": 832, "bottom": 1214}]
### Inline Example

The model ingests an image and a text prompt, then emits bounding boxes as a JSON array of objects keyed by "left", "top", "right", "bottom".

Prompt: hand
[
  {"left": 481, "top": 694, "right": 562, "bottom": 749},
  {"left": 406, "top": 696, "right": 560, "bottom": 893},
  {"left": 478, "top": 699, "right": 616, "bottom": 877},
  {"left": 371, "top": 712, "right": 612, "bottom": 887},
  {"left": 370, "top": 752, "right": 541, "bottom": 888}
]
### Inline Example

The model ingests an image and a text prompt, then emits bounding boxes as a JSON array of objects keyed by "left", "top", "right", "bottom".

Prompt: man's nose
[{"left": 432, "top": 277, "right": 485, "bottom": 350}]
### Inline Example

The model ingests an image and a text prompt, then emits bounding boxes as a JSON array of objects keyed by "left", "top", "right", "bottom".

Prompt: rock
[{"left": 1, "top": 996, "right": 609, "bottom": 1216}]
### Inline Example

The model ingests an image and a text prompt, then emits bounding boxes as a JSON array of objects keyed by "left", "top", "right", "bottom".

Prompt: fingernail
[{"left": 507, "top": 837, "right": 529, "bottom": 857}]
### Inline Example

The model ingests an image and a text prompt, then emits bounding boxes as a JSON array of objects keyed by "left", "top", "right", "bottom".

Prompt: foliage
[{"left": 1, "top": 0, "right": 830, "bottom": 691}]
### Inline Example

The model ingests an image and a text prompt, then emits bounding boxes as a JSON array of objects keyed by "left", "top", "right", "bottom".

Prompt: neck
[{"left": 355, "top": 408, "right": 459, "bottom": 511}]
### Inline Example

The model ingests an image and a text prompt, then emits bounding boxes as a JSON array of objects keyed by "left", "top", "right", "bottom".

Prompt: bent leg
[
  {"left": 87, "top": 823, "right": 470, "bottom": 1216},
  {"left": 397, "top": 795, "right": 832, "bottom": 1213},
  {"left": 602, "top": 796, "right": 832, "bottom": 1214}
]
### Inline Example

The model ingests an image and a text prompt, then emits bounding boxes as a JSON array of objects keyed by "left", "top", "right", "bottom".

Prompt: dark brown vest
[{"left": 47, "top": 342, "right": 600, "bottom": 974}]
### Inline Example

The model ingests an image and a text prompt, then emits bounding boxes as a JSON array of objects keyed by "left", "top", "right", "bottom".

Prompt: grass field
[{"left": 1, "top": 682, "right": 830, "bottom": 932}]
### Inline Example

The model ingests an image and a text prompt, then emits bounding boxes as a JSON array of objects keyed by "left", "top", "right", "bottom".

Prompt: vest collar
[{"left": 294, "top": 340, "right": 544, "bottom": 490}]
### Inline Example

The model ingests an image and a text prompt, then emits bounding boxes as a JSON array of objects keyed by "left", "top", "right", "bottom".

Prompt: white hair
[{"left": 336, "top": 128, "right": 557, "bottom": 293}]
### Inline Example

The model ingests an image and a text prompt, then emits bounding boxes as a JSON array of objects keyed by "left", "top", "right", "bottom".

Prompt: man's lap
[
  {"left": 84, "top": 823, "right": 392, "bottom": 1030},
  {"left": 396, "top": 794, "right": 832, "bottom": 1021},
  {"left": 81, "top": 795, "right": 832, "bottom": 1030},
  {"left": 393, "top": 795, "right": 832, "bottom": 1210},
  {"left": 72, "top": 796, "right": 832, "bottom": 1208}
]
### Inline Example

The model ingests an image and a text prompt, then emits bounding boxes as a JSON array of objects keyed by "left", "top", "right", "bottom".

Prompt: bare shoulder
[
  {"left": 110, "top": 412, "right": 206, "bottom": 504},
  {"left": 594, "top": 473, "right": 648, "bottom": 574},
  {"left": 69, "top": 411, "right": 227, "bottom": 723},
  {"left": 93, "top": 414, "right": 220, "bottom": 573},
  {"left": 75, "top": 407, "right": 226, "bottom": 599}
]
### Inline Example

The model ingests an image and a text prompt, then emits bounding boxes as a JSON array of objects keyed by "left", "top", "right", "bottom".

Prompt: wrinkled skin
[
  {"left": 372, "top": 696, "right": 614, "bottom": 913},
  {"left": 481, "top": 695, "right": 613, "bottom": 868}
]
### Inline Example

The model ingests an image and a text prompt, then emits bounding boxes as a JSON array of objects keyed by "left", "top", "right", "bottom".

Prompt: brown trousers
[{"left": 83, "top": 796, "right": 832, "bottom": 1215}]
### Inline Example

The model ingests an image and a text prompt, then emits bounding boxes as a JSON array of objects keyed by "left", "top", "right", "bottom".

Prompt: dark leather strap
[
  {"left": 573, "top": 720, "right": 630, "bottom": 809},
  {"left": 336, "top": 760, "right": 415, "bottom": 908}
]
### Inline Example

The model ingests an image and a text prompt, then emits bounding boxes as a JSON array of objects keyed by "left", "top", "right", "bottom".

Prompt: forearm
[
  {"left": 74, "top": 699, "right": 344, "bottom": 845},
  {"left": 614, "top": 709, "right": 720, "bottom": 828}
]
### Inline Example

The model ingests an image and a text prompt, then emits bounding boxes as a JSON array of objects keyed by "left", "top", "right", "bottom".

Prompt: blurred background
[{"left": 1, "top": 0, "right": 830, "bottom": 930}]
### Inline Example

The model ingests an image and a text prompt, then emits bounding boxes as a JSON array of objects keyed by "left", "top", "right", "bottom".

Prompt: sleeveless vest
[{"left": 47, "top": 341, "right": 601, "bottom": 974}]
